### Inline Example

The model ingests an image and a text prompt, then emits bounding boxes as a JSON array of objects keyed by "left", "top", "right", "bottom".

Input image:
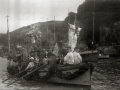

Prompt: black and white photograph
[{"left": 0, "top": 0, "right": 120, "bottom": 90}]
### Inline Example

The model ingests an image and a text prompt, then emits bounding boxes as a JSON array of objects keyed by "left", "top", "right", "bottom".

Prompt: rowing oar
[
  {"left": 2, "top": 69, "right": 27, "bottom": 83},
  {"left": 2, "top": 64, "right": 40, "bottom": 83},
  {"left": 7, "top": 64, "right": 47, "bottom": 86}
]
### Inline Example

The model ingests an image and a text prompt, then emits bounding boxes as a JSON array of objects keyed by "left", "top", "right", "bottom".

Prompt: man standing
[{"left": 73, "top": 47, "right": 82, "bottom": 64}]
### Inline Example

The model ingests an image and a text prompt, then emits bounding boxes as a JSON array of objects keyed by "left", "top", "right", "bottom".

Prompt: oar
[
  {"left": 7, "top": 64, "right": 47, "bottom": 86},
  {"left": 2, "top": 64, "right": 40, "bottom": 82},
  {"left": 2, "top": 69, "right": 27, "bottom": 83}
]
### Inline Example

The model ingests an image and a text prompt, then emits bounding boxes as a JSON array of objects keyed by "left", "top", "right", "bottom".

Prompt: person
[
  {"left": 34, "top": 53, "right": 39, "bottom": 64},
  {"left": 73, "top": 47, "right": 82, "bottom": 64},
  {"left": 53, "top": 43, "right": 59, "bottom": 57},
  {"left": 7, "top": 54, "right": 12, "bottom": 67},
  {"left": 64, "top": 46, "right": 74, "bottom": 64},
  {"left": 10, "top": 57, "right": 18, "bottom": 67},
  {"left": 47, "top": 52, "right": 59, "bottom": 69},
  {"left": 25, "top": 57, "right": 35, "bottom": 70},
  {"left": 34, "top": 57, "right": 39, "bottom": 64},
  {"left": 42, "top": 56, "right": 48, "bottom": 65}
]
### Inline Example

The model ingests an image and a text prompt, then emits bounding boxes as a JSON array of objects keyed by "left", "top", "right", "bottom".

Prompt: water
[{"left": 0, "top": 57, "right": 120, "bottom": 90}]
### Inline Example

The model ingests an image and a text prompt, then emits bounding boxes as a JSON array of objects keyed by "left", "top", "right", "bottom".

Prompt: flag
[
  {"left": 68, "top": 23, "right": 77, "bottom": 51},
  {"left": 68, "top": 23, "right": 81, "bottom": 51}
]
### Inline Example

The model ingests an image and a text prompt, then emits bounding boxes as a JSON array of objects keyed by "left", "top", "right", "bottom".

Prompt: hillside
[{"left": 0, "top": 21, "right": 69, "bottom": 47}]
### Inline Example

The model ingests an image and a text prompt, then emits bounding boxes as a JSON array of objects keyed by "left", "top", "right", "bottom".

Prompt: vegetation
[{"left": 77, "top": 0, "right": 120, "bottom": 45}]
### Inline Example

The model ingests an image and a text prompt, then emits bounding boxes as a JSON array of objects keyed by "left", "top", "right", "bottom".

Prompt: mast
[
  {"left": 7, "top": 15, "right": 10, "bottom": 54},
  {"left": 92, "top": 0, "right": 95, "bottom": 44},
  {"left": 46, "top": 18, "right": 48, "bottom": 45},
  {"left": 54, "top": 16, "right": 56, "bottom": 42},
  {"left": 68, "top": 9, "right": 70, "bottom": 23},
  {"left": 68, "top": 9, "right": 70, "bottom": 44}
]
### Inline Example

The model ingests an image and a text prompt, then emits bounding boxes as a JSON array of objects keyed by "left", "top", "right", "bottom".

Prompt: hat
[{"left": 30, "top": 57, "right": 34, "bottom": 60}]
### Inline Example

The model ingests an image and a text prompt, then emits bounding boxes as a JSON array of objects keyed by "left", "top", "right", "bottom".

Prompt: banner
[{"left": 68, "top": 23, "right": 81, "bottom": 51}]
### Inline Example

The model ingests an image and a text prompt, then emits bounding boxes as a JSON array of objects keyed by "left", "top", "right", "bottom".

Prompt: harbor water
[{"left": 0, "top": 57, "right": 120, "bottom": 90}]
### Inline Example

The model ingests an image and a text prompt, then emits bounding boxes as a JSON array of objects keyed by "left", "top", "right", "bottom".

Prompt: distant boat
[
  {"left": 104, "top": 47, "right": 119, "bottom": 57},
  {"left": 98, "top": 54, "right": 109, "bottom": 59}
]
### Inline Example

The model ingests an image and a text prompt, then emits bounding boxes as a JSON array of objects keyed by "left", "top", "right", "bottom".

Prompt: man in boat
[
  {"left": 47, "top": 52, "right": 59, "bottom": 70},
  {"left": 7, "top": 54, "right": 19, "bottom": 75},
  {"left": 24, "top": 57, "right": 40, "bottom": 80},
  {"left": 73, "top": 47, "right": 82, "bottom": 64},
  {"left": 25, "top": 57, "right": 35, "bottom": 70},
  {"left": 42, "top": 49, "right": 58, "bottom": 64},
  {"left": 7, "top": 53, "right": 13, "bottom": 68},
  {"left": 34, "top": 56, "right": 39, "bottom": 64},
  {"left": 61, "top": 46, "right": 68, "bottom": 57},
  {"left": 63, "top": 46, "right": 74, "bottom": 64}
]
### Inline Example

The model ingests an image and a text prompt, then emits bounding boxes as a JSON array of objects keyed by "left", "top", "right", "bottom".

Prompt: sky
[{"left": 0, "top": 0, "right": 85, "bottom": 33}]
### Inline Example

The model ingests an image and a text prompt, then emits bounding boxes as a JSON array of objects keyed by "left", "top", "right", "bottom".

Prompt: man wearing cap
[{"left": 25, "top": 57, "right": 35, "bottom": 70}]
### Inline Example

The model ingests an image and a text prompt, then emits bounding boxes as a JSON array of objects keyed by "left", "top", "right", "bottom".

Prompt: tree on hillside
[{"left": 77, "top": 0, "right": 120, "bottom": 45}]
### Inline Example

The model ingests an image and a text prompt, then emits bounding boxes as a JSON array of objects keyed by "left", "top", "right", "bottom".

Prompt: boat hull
[
  {"left": 46, "top": 68, "right": 91, "bottom": 86},
  {"left": 38, "top": 64, "right": 93, "bottom": 86}
]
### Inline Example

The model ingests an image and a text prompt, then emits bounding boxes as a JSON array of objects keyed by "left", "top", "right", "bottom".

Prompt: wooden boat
[
  {"left": 104, "top": 47, "right": 119, "bottom": 57},
  {"left": 98, "top": 54, "right": 109, "bottom": 59},
  {"left": 27, "top": 63, "right": 94, "bottom": 86}
]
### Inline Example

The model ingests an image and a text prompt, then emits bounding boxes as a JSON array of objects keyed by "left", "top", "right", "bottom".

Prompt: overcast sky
[{"left": 0, "top": 0, "right": 84, "bottom": 33}]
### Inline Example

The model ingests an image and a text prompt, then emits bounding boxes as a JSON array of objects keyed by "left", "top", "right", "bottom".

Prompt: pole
[
  {"left": 74, "top": 14, "right": 78, "bottom": 47},
  {"left": 68, "top": 9, "right": 70, "bottom": 24},
  {"left": 68, "top": 9, "right": 70, "bottom": 44},
  {"left": 92, "top": 0, "right": 95, "bottom": 45},
  {"left": 54, "top": 16, "right": 55, "bottom": 42},
  {"left": 47, "top": 18, "right": 48, "bottom": 43},
  {"left": 7, "top": 15, "right": 10, "bottom": 54}
]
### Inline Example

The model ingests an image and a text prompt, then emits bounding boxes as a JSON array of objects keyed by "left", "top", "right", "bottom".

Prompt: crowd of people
[{"left": 7, "top": 44, "right": 83, "bottom": 75}]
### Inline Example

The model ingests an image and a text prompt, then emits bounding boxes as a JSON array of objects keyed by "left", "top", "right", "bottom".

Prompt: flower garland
[{"left": 38, "top": 63, "right": 92, "bottom": 81}]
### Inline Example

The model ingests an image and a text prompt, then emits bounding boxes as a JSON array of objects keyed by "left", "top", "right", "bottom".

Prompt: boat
[
  {"left": 5, "top": 24, "right": 94, "bottom": 87},
  {"left": 5, "top": 7, "right": 94, "bottom": 88},
  {"left": 104, "top": 46, "right": 119, "bottom": 57},
  {"left": 80, "top": 50, "right": 98, "bottom": 62}
]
